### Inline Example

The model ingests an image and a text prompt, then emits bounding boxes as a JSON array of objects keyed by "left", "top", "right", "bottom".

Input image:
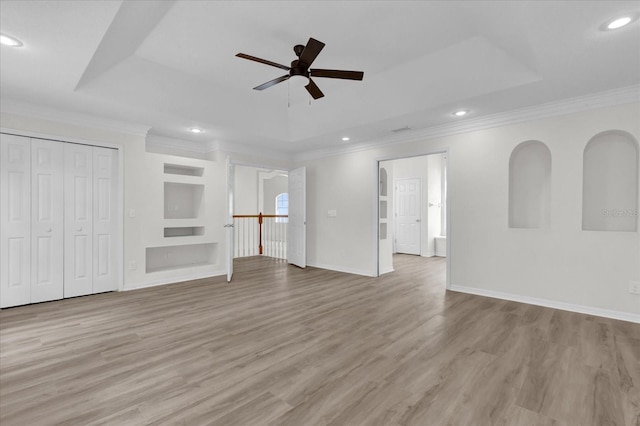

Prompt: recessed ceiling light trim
[
  {"left": 341, "top": 137, "right": 350, "bottom": 141},
  {"left": 189, "top": 128, "right": 203, "bottom": 134},
  {"left": 0, "top": 33, "right": 23, "bottom": 47},
  {"left": 453, "top": 110, "right": 468, "bottom": 117}
]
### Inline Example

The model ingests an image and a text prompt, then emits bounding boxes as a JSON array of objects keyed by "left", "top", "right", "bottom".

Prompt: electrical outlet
[
  {"left": 630, "top": 281, "right": 640, "bottom": 295},
  {"left": 128, "top": 261, "right": 137, "bottom": 271}
]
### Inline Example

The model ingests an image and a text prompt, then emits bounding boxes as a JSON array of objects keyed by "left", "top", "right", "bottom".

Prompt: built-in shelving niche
[
  {"left": 508, "top": 140, "right": 551, "bottom": 229},
  {"left": 146, "top": 243, "right": 217, "bottom": 273},
  {"left": 583, "top": 130, "right": 639, "bottom": 232},
  {"left": 164, "top": 226, "right": 205, "bottom": 237},
  {"left": 164, "top": 163, "right": 204, "bottom": 177},
  {"left": 164, "top": 182, "right": 204, "bottom": 219}
]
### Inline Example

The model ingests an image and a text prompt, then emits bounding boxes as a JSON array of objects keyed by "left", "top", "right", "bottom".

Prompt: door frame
[
  {"left": 375, "top": 149, "right": 451, "bottom": 290},
  {"left": 226, "top": 160, "right": 291, "bottom": 268},
  {"left": 1, "top": 127, "right": 124, "bottom": 291}
]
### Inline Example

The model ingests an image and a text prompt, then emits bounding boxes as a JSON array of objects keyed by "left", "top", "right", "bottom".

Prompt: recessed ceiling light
[
  {"left": 453, "top": 110, "right": 468, "bottom": 117},
  {"left": 607, "top": 16, "right": 632, "bottom": 30},
  {"left": 341, "top": 137, "right": 350, "bottom": 141},
  {"left": 0, "top": 33, "right": 23, "bottom": 47},
  {"left": 189, "top": 128, "right": 203, "bottom": 134},
  {"left": 602, "top": 15, "right": 638, "bottom": 31}
]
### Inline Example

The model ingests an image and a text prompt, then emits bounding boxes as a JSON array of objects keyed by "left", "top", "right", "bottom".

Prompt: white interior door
[
  {"left": 30, "top": 138, "right": 64, "bottom": 304},
  {"left": 64, "top": 143, "right": 93, "bottom": 297},
  {"left": 395, "top": 178, "right": 421, "bottom": 255},
  {"left": 0, "top": 134, "right": 31, "bottom": 308},
  {"left": 225, "top": 158, "right": 234, "bottom": 282},
  {"left": 287, "top": 166, "right": 306, "bottom": 268},
  {"left": 92, "top": 147, "right": 119, "bottom": 293}
]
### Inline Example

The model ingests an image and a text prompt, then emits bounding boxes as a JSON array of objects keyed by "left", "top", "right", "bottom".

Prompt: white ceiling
[{"left": 1, "top": 1, "right": 639, "bottom": 154}]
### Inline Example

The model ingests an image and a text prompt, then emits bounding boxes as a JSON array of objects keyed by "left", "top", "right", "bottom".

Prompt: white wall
[
  {"left": 234, "top": 165, "right": 259, "bottom": 215},
  {"left": 299, "top": 103, "right": 640, "bottom": 319}
]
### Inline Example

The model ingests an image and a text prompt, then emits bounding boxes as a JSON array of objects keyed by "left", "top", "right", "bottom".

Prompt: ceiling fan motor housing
[{"left": 290, "top": 60, "right": 309, "bottom": 78}]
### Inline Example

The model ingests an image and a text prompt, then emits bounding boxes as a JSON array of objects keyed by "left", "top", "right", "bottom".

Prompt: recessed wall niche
[
  {"left": 582, "top": 130, "right": 638, "bottom": 232},
  {"left": 380, "top": 168, "right": 388, "bottom": 196},
  {"left": 164, "top": 182, "right": 204, "bottom": 219},
  {"left": 508, "top": 140, "right": 551, "bottom": 229}
]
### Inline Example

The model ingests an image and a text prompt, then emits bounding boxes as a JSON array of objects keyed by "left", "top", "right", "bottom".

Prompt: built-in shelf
[
  {"left": 508, "top": 140, "right": 551, "bottom": 229},
  {"left": 380, "top": 200, "right": 388, "bottom": 219},
  {"left": 380, "top": 223, "right": 388, "bottom": 240},
  {"left": 164, "top": 163, "right": 204, "bottom": 177},
  {"left": 164, "top": 182, "right": 204, "bottom": 219},
  {"left": 146, "top": 243, "right": 217, "bottom": 273},
  {"left": 583, "top": 130, "right": 638, "bottom": 232},
  {"left": 164, "top": 226, "right": 205, "bottom": 237},
  {"left": 380, "top": 167, "right": 388, "bottom": 196}
]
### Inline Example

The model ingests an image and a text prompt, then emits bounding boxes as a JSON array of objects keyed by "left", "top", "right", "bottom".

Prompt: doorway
[{"left": 377, "top": 152, "right": 449, "bottom": 285}]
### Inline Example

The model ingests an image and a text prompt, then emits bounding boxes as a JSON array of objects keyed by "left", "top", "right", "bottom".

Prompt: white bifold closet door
[
  {"left": 1, "top": 134, "right": 33, "bottom": 307},
  {"left": 64, "top": 144, "right": 118, "bottom": 298},
  {"left": 1, "top": 134, "right": 119, "bottom": 308},
  {"left": 30, "top": 138, "right": 64, "bottom": 303}
]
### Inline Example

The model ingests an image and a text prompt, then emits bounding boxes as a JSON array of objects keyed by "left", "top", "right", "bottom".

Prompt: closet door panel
[
  {"left": 0, "top": 134, "right": 31, "bottom": 308},
  {"left": 93, "top": 147, "right": 118, "bottom": 293},
  {"left": 30, "top": 139, "right": 64, "bottom": 303},
  {"left": 64, "top": 143, "right": 93, "bottom": 297}
]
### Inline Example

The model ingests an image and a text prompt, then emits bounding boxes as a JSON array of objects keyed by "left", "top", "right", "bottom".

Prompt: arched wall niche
[
  {"left": 583, "top": 130, "right": 639, "bottom": 232},
  {"left": 379, "top": 167, "right": 388, "bottom": 196},
  {"left": 509, "top": 140, "right": 552, "bottom": 229}
]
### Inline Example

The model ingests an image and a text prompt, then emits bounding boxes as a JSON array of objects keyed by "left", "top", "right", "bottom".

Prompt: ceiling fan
[{"left": 236, "top": 37, "right": 364, "bottom": 100}]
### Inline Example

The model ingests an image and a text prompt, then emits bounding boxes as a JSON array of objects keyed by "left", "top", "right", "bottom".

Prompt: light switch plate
[{"left": 328, "top": 210, "right": 337, "bottom": 217}]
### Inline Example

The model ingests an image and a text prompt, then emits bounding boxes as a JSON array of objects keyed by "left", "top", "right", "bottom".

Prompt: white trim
[
  {"left": 379, "top": 266, "right": 395, "bottom": 275},
  {"left": 307, "top": 262, "right": 375, "bottom": 278},
  {"left": 449, "top": 285, "right": 640, "bottom": 324},
  {"left": 293, "top": 85, "right": 640, "bottom": 162},
  {"left": 124, "top": 269, "right": 226, "bottom": 291},
  {"left": 1, "top": 99, "right": 151, "bottom": 137}
]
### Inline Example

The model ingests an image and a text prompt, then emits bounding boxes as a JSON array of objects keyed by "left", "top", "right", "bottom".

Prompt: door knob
[
  {"left": 416, "top": 219, "right": 421, "bottom": 223},
  {"left": 46, "top": 228, "right": 52, "bottom": 233}
]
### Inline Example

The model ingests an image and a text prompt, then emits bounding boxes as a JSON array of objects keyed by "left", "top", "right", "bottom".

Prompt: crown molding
[
  {"left": 0, "top": 98, "right": 151, "bottom": 137},
  {"left": 292, "top": 85, "right": 640, "bottom": 162}
]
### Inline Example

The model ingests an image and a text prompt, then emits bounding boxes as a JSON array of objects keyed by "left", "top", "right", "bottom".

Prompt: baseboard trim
[
  {"left": 307, "top": 262, "right": 375, "bottom": 277},
  {"left": 124, "top": 270, "right": 226, "bottom": 291},
  {"left": 449, "top": 285, "right": 640, "bottom": 324},
  {"left": 379, "top": 266, "right": 395, "bottom": 275}
]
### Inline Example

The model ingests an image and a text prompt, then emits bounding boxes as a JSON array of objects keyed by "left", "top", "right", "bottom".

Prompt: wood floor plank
[{"left": 1, "top": 254, "right": 638, "bottom": 425}]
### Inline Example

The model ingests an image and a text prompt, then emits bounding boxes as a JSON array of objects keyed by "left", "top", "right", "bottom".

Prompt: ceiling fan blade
[
  {"left": 310, "top": 69, "right": 364, "bottom": 80},
  {"left": 298, "top": 38, "right": 325, "bottom": 67},
  {"left": 305, "top": 79, "right": 324, "bottom": 99},
  {"left": 236, "top": 53, "right": 290, "bottom": 71},
  {"left": 254, "top": 75, "right": 290, "bottom": 91}
]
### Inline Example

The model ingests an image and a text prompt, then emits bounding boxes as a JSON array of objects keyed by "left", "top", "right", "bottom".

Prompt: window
[{"left": 275, "top": 193, "right": 288, "bottom": 223}]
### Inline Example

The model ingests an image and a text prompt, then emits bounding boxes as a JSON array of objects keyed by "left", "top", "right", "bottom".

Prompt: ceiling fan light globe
[{"left": 289, "top": 74, "right": 310, "bottom": 88}]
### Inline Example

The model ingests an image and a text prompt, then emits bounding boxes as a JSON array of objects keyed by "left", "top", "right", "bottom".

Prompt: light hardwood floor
[{"left": 1, "top": 255, "right": 639, "bottom": 425}]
